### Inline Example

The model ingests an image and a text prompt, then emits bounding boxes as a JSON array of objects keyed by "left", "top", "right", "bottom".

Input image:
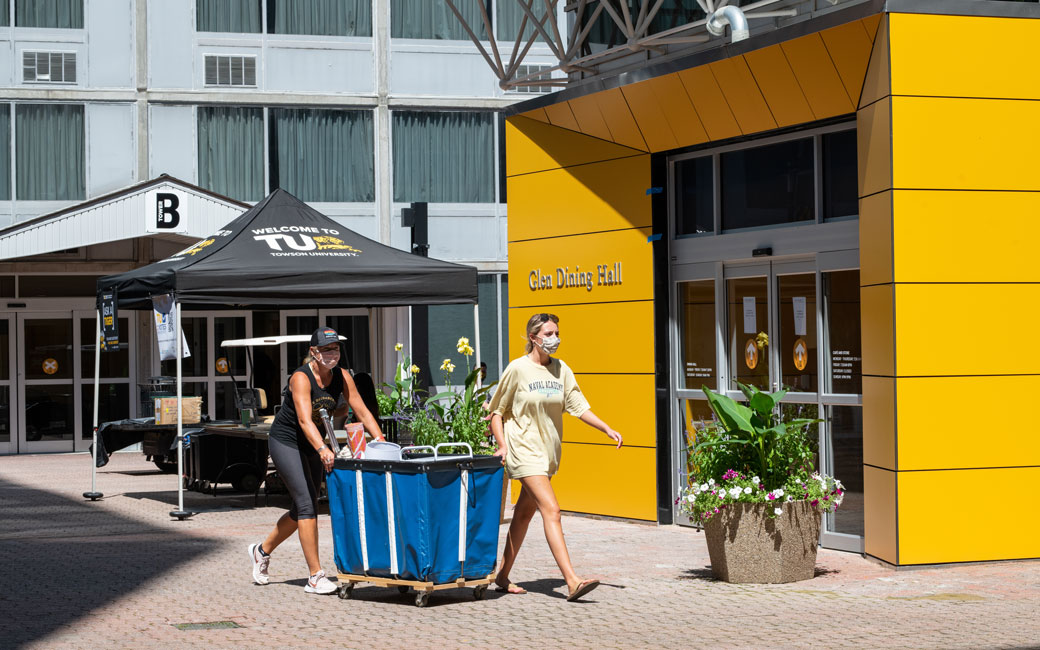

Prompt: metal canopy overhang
[{"left": 0, "top": 176, "right": 248, "bottom": 261}]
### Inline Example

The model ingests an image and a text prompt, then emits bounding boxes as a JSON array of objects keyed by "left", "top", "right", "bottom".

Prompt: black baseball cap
[{"left": 310, "top": 327, "right": 340, "bottom": 347}]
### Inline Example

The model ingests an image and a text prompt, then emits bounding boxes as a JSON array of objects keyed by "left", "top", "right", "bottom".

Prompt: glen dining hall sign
[{"left": 528, "top": 262, "right": 623, "bottom": 293}]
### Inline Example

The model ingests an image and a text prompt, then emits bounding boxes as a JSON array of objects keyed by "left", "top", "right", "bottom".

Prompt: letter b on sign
[{"left": 156, "top": 193, "right": 180, "bottom": 229}]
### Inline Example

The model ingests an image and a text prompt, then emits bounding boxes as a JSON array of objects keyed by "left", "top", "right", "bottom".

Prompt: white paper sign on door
[
  {"left": 793, "top": 296, "right": 807, "bottom": 336},
  {"left": 743, "top": 296, "right": 757, "bottom": 334}
]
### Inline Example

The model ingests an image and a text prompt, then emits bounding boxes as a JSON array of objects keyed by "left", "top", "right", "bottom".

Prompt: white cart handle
[
  {"left": 434, "top": 442, "right": 473, "bottom": 459},
  {"left": 400, "top": 445, "right": 435, "bottom": 457}
]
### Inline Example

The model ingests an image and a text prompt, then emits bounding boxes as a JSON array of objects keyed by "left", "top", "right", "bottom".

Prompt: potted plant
[
  {"left": 376, "top": 343, "right": 422, "bottom": 444},
  {"left": 678, "top": 382, "right": 844, "bottom": 583},
  {"left": 410, "top": 337, "right": 497, "bottom": 454}
]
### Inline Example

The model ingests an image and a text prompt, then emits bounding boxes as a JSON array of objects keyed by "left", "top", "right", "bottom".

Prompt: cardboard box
[{"left": 154, "top": 397, "right": 202, "bottom": 425}]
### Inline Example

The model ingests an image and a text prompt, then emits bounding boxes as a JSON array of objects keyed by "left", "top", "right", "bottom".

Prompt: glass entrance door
[
  {"left": 0, "top": 315, "right": 13, "bottom": 453},
  {"left": 18, "top": 315, "right": 76, "bottom": 452},
  {"left": 673, "top": 258, "right": 863, "bottom": 551},
  {"left": 77, "top": 311, "right": 134, "bottom": 451}
]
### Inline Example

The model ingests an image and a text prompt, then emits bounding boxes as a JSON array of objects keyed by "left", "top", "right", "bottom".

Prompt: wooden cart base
[{"left": 335, "top": 572, "right": 496, "bottom": 607}]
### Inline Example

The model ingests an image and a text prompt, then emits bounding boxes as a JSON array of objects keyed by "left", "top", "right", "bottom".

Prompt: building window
[
  {"left": 269, "top": 108, "right": 374, "bottom": 203},
  {"left": 15, "top": 0, "right": 83, "bottom": 29},
  {"left": 0, "top": 105, "right": 9, "bottom": 201},
  {"left": 822, "top": 129, "right": 858, "bottom": 220},
  {"left": 197, "top": 0, "right": 262, "bottom": 33},
  {"left": 392, "top": 111, "right": 494, "bottom": 203},
  {"left": 496, "top": 0, "right": 542, "bottom": 43},
  {"left": 671, "top": 126, "right": 856, "bottom": 237},
  {"left": 268, "top": 0, "right": 371, "bottom": 36},
  {"left": 426, "top": 273, "right": 508, "bottom": 385},
  {"left": 721, "top": 137, "right": 815, "bottom": 231},
  {"left": 506, "top": 64, "right": 557, "bottom": 94},
  {"left": 15, "top": 104, "right": 84, "bottom": 201},
  {"left": 0, "top": 1, "right": 8, "bottom": 27},
  {"left": 674, "top": 155, "right": 713, "bottom": 236},
  {"left": 391, "top": 0, "right": 486, "bottom": 40},
  {"left": 197, "top": 106, "right": 264, "bottom": 202}
]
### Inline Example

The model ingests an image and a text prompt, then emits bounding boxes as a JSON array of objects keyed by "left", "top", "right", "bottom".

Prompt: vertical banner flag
[
  {"left": 152, "top": 294, "right": 191, "bottom": 361},
  {"left": 100, "top": 289, "right": 120, "bottom": 352}
]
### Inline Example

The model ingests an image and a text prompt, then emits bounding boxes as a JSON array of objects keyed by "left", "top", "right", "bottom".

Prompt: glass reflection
[
  {"left": 777, "top": 274, "right": 817, "bottom": 393},
  {"left": 824, "top": 271, "right": 862, "bottom": 394},
  {"left": 826, "top": 405, "right": 864, "bottom": 537},
  {"left": 679, "top": 280, "right": 716, "bottom": 389},
  {"left": 26, "top": 385, "right": 73, "bottom": 441},
  {"left": 81, "top": 317, "right": 129, "bottom": 378}
]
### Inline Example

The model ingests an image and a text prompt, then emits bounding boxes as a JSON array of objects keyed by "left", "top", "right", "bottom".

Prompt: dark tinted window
[
  {"left": 675, "top": 156, "right": 713, "bottom": 236},
  {"left": 721, "top": 138, "right": 814, "bottom": 230},
  {"left": 823, "top": 129, "right": 858, "bottom": 219}
]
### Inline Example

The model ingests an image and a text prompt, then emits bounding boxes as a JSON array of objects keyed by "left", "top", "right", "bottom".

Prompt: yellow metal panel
[
  {"left": 862, "top": 376, "right": 894, "bottom": 471},
  {"left": 505, "top": 115, "right": 645, "bottom": 177},
  {"left": 896, "top": 376, "right": 1040, "bottom": 471},
  {"left": 894, "top": 284, "right": 1040, "bottom": 376},
  {"left": 859, "top": 191, "right": 892, "bottom": 287},
  {"left": 898, "top": 467, "right": 1040, "bottom": 564},
  {"left": 820, "top": 19, "right": 874, "bottom": 109},
  {"left": 892, "top": 95, "right": 1040, "bottom": 191},
  {"left": 781, "top": 33, "right": 854, "bottom": 119},
  {"left": 594, "top": 87, "right": 649, "bottom": 151},
  {"left": 676, "top": 64, "right": 742, "bottom": 141},
  {"left": 621, "top": 80, "right": 678, "bottom": 153},
  {"left": 507, "top": 155, "right": 650, "bottom": 241},
  {"left": 521, "top": 107, "right": 550, "bottom": 124},
  {"left": 648, "top": 74, "right": 709, "bottom": 149},
  {"left": 509, "top": 228, "right": 654, "bottom": 307},
  {"left": 568, "top": 93, "right": 614, "bottom": 142},
  {"left": 566, "top": 374, "right": 656, "bottom": 447},
  {"left": 890, "top": 13, "right": 1040, "bottom": 100},
  {"left": 860, "top": 284, "right": 893, "bottom": 378},
  {"left": 860, "top": 14, "right": 881, "bottom": 42},
  {"left": 507, "top": 301, "right": 655, "bottom": 374},
  {"left": 892, "top": 190, "right": 1040, "bottom": 283},
  {"left": 544, "top": 101, "right": 580, "bottom": 132},
  {"left": 552, "top": 442, "right": 657, "bottom": 520},
  {"left": 709, "top": 56, "right": 777, "bottom": 135},
  {"left": 859, "top": 14, "right": 890, "bottom": 109},
  {"left": 856, "top": 97, "right": 891, "bottom": 198},
  {"left": 863, "top": 464, "right": 897, "bottom": 564},
  {"left": 743, "top": 45, "right": 815, "bottom": 128}
]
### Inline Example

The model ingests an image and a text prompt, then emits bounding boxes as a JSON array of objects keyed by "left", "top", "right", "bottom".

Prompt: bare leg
[
  {"left": 516, "top": 475, "right": 583, "bottom": 592},
  {"left": 496, "top": 484, "right": 537, "bottom": 590},
  {"left": 261, "top": 512, "right": 298, "bottom": 555},
  {"left": 296, "top": 518, "right": 322, "bottom": 576}
]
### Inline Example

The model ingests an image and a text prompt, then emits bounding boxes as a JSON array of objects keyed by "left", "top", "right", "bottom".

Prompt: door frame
[
  {"left": 0, "top": 312, "right": 15, "bottom": 453},
  {"left": 17, "top": 310, "right": 78, "bottom": 453},
  {"left": 73, "top": 309, "right": 137, "bottom": 453}
]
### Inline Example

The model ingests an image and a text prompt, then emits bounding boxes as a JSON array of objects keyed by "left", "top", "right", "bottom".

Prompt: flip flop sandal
[{"left": 567, "top": 579, "right": 600, "bottom": 602}]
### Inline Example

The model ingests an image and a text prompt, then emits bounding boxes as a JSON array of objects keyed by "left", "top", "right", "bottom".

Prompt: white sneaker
[
  {"left": 248, "top": 543, "right": 270, "bottom": 585},
  {"left": 304, "top": 569, "right": 337, "bottom": 595}
]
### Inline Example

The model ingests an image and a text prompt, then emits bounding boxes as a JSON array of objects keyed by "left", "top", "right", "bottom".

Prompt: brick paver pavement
[{"left": 0, "top": 452, "right": 1037, "bottom": 649}]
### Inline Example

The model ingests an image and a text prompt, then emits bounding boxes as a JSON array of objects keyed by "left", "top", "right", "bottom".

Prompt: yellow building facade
[{"left": 504, "top": 1, "right": 1040, "bottom": 565}]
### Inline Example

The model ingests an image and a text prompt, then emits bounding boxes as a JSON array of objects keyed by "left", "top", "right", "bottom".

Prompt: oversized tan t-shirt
[{"left": 488, "top": 355, "right": 590, "bottom": 478}]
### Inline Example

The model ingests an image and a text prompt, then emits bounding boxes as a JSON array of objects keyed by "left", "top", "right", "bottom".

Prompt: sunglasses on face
[{"left": 535, "top": 313, "right": 559, "bottom": 324}]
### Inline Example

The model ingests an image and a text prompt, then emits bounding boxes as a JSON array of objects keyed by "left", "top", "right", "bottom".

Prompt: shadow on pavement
[{"left": 0, "top": 477, "right": 218, "bottom": 649}]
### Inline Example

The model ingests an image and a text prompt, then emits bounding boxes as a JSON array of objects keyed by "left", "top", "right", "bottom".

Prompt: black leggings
[{"left": 269, "top": 436, "right": 323, "bottom": 520}]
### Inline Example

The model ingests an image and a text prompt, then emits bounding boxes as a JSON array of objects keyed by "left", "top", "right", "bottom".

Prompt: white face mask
[{"left": 538, "top": 334, "right": 560, "bottom": 354}]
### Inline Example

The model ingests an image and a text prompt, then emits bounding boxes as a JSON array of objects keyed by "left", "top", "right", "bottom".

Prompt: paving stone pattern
[{"left": 1, "top": 453, "right": 1037, "bottom": 649}]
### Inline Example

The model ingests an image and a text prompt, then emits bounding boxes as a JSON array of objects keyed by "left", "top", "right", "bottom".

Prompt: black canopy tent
[{"left": 87, "top": 190, "right": 480, "bottom": 516}]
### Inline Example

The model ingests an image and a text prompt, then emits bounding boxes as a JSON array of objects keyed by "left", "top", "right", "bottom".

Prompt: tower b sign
[{"left": 145, "top": 188, "right": 188, "bottom": 234}]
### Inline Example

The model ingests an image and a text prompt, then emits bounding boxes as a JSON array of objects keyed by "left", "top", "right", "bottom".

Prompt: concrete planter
[{"left": 703, "top": 500, "right": 822, "bottom": 583}]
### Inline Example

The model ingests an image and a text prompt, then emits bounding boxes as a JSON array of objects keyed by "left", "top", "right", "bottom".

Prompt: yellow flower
[
  {"left": 447, "top": 363, "right": 456, "bottom": 373},
  {"left": 394, "top": 342, "right": 403, "bottom": 351},
  {"left": 440, "top": 358, "right": 453, "bottom": 371},
  {"left": 409, "top": 364, "right": 420, "bottom": 375},
  {"left": 458, "top": 343, "right": 474, "bottom": 357},
  {"left": 456, "top": 336, "right": 469, "bottom": 349},
  {"left": 756, "top": 332, "right": 769, "bottom": 350}
]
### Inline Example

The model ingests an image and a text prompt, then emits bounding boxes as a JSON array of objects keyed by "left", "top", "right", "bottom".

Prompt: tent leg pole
[
  {"left": 83, "top": 309, "right": 103, "bottom": 501},
  {"left": 170, "top": 300, "right": 191, "bottom": 520},
  {"left": 473, "top": 303, "right": 482, "bottom": 388}
]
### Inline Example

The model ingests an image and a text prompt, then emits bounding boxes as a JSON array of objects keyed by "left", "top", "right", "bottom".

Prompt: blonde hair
[{"left": 524, "top": 313, "right": 559, "bottom": 353}]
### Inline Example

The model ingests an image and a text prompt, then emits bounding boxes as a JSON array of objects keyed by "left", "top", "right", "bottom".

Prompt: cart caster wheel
[
  {"left": 473, "top": 584, "right": 487, "bottom": 600},
  {"left": 338, "top": 583, "right": 353, "bottom": 600},
  {"left": 397, "top": 585, "right": 410, "bottom": 594},
  {"left": 415, "top": 592, "right": 430, "bottom": 607}
]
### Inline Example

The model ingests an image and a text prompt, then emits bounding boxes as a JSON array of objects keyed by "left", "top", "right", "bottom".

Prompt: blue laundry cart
[{"left": 326, "top": 443, "right": 504, "bottom": 606}]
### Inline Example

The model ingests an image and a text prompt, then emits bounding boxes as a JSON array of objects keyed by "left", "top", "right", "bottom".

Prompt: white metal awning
[{"left": 0, "top": 175, "right": 248, "bottom": 261}]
